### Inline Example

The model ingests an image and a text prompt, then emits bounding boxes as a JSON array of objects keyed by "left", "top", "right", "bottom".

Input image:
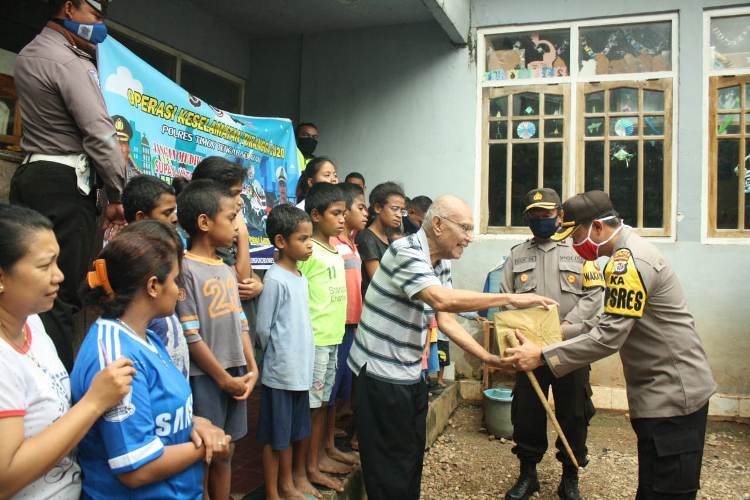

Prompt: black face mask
[{"left": 297, "top": 137, "right": 318, "bottom": 157}]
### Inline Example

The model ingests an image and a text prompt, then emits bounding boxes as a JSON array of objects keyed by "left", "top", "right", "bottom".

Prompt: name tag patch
[
  {"left": 604, "top": 249, "right": 646, "bottom": 318},
  {"left": 582, "top": 261, "right": 605, "bottom": 288}
]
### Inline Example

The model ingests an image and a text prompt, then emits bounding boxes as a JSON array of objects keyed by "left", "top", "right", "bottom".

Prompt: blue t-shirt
[
  {"left": 256, "top": 264, "right": 314, "bottom": 391},
  {"left": 147, "top": 314, "right": 190, "bottom": 379},
  {"left": 71, "top": 318, "right": 203, "bottom": 499}
]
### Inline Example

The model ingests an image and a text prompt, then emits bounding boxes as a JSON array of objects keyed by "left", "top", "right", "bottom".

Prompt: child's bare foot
[
  {"left": 318, "top": 455, "right": 352, "bottom": 474},
  {"left": 350, "top": 436, "right": 359, "bottom": 451},
  {"left": 293, "top": 474, "right": 322, "bottom": 498},
  {"left": 438, "top": 380, "right": 447, "bottom": 388},
  {"left": 326, "top": 446, "right": 359, "bottom": 465},
  {"left": 279, "top": 482, "right": 306, "bottom": 500},
  {"left": 307, "top": 469, "right": 344, "bottom": 492}
]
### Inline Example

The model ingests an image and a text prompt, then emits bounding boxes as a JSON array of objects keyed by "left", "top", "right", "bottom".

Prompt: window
[
  {"left": 483, "top": 86, "right": 569, "bottom": 228},
  {"left": 478, "top": 16, "right": 676, "bottom": 236},
  {"left": 577, "top": 80, "right": 672, "bottom": 235},
  {"left": 0, "top": 74, "right": 21, "bottom": 151},
  {"left": 706, "top": 10, "right": 750, "bottom": 238},
  {"left": 109, "top": 22, "right": 244, "bottom": 114}
]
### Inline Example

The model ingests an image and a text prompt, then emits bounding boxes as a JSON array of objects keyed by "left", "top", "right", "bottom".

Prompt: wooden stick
[{"left": 505, "top": 333, "right": 579, "bottom": 469}]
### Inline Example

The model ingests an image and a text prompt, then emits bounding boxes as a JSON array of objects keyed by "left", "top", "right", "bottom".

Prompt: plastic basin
[{"left": 483, "top": 388, "right": 513, "bottom": 439}]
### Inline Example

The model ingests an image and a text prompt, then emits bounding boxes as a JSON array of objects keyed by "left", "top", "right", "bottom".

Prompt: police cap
[
  {"left": 112, "top": 115, "right": 132, "bottom": 142},
  {"left": 550, "top": 190, "right": 618, "bottom": 241},
  {"left": 524, "top": 187, "right": 561, "bottom": 212}
]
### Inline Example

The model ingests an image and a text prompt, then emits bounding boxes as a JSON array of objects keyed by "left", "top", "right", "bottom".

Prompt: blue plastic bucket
[{"left": 483, "top": 388, "right": 513, "bottom": 439}]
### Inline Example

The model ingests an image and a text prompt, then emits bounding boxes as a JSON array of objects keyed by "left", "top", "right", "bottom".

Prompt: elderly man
[
  {"left": 503, "top": 191, "right": 716, "bottom": 499},
  {"left": 347, "top": 195, "right": 557, "bottom": 500},
  {"left": 10, "top": 0, "right": 127, "bottom": 370}
]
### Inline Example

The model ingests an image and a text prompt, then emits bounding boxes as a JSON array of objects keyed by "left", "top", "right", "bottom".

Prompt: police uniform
[
  {"left": 544, "top": 191, "right": 716, "bottom": 499},
  {"left": 499, "top": 189, "right": 603, "bottom": 499},
  {"left": 112, "top": 114, "right": 141, "bottom": 177},
  {"left": 9, "top": 1, "right": 126, "bottom": 371}
]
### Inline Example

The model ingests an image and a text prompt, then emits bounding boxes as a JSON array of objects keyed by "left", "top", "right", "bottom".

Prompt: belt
[{"left": 24, "top": 153, "right": 92, "bottom": 195}]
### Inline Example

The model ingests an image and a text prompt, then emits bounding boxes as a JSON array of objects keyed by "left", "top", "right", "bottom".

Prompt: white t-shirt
[{"left": 0, "top": 314, "right": 81, "bottom": 499}]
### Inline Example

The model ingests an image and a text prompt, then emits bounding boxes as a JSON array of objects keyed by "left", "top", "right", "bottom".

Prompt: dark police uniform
[
  {"left": 500, "top": 238, "right": 603, "bottom": 469},
  {"left": 545, "top": 191, "right": 716, "bottom": 499}
]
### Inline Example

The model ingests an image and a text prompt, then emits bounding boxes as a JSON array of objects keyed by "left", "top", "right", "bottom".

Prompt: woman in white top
[{"left": 0, "top": 204, "right": 135, "bottom": 499}]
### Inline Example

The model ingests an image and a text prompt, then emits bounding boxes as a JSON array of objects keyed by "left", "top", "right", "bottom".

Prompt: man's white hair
[{"left": 422, "top": 195, "right": 469, "bottom": 232}]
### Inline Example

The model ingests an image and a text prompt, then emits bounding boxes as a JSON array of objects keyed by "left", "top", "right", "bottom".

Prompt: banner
[{"left": 97, "top": 37, "right": 300, "bottom": 268}]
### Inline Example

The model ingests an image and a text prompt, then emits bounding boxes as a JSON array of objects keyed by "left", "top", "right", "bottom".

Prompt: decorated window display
[
  {"left": 480, "top": 15, "right": 676, "bottom": 236},
  {"left": 484, "top": 29, "right": 570, "bottom": 82},
  {"left": 484, "top": 86, "right": 568, "bottom": 229},
  {"left": 710, "top": 15, "right": 750, "bottom": 71},
  {"left": 707, "top": 77, "right": 750, "bottom": 236},
  {"left": 577, "top": 80, "right": 672, "bottom": 234},
  {"left": 578, "top": 22, "right": 671, "bottom": 76}
]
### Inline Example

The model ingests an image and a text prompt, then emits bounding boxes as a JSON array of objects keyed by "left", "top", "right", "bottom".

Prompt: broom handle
[{"left": 505, "top": 333, "right": 579, "bottom": 469}]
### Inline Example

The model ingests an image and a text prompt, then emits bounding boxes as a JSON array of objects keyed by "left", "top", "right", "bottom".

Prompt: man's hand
[
  {"left": 238, "top": 276, "right": 263, "bottom": 301},
  {"left": 501, "top": 332, "right": 544, "bottom": 371},
  {"left": 508, "top": 293, "right": 558, "bottom": 311},
  {"left": 232, "top": 371, "right": 258, "bottom": 401},
  {"left": 103, "top": 202, "right": 126, "bottom": 230}
]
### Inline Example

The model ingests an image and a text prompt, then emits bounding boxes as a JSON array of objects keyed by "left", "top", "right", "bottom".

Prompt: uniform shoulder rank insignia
[
  {"left": 581, "top": 261, "right": 604, "bottom": 288},
  {"left": 603, "top": 248, "right": 647, "bottom": 318}
]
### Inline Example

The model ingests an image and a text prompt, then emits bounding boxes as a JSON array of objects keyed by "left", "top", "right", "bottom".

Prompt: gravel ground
[{"left": 421, "top": 403, "right": 750, "bottom": 500}]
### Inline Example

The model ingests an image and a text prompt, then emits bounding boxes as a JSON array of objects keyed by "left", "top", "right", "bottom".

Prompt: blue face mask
[
  {"left": 528, "top": 217, "right": 559, "bottom": 239},
  {"left": 62, "top": 19, "right": 108, "bottom": 44}
]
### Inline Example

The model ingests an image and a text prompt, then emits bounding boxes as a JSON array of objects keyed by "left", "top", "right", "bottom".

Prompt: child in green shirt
[{"left": 298, "top": 182, "right": 349, "bottom": 492}]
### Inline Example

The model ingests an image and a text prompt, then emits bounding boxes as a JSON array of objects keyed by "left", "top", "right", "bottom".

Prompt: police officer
[
  {"left": 112, "top": 114, "right": 141, "bottom": 176},
  {"left": 503, "top": 190, "right": 717, "bottom": 500},
  {"left": 500, "top": 188, "right": 603, "bottom": 500},
  {"left": 10, "top": 0, "right": 127, "bottom": 371}
]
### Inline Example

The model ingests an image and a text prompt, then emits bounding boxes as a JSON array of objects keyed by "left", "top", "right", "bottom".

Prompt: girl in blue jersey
[{"left": 71, "top": 221, "right": 230, "bottom": 499}]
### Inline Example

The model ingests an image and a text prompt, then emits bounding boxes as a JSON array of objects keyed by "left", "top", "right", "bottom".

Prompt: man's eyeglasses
[{"left": 438, "top": 216, "right": 473, "bottom": 236}]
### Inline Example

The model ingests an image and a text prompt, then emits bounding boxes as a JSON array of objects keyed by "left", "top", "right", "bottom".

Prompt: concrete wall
[{"left": 297, "top": 3, "right": 750, "bottom": 395}]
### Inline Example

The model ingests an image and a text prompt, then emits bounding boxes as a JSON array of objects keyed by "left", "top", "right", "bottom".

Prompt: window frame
[
  {"left": 475, "top": 13, "right": 678, "bottom": 239},
  {"left": 480, "top": 84, "right": 570, "bottom": 233},
  {"left": 576, "top": 79, "right": 673, "bottom": 237},
  {"left": 702, "top": 7, "right": 750, "bottom": 242},
  {"left": 107, "top": 21, "right": 245, "bottom": 114}
]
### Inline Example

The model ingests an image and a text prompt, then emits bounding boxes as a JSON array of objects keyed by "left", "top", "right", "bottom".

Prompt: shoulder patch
[
  {"left": 581, "top": 261, "right": 605, "bottom": 288},
  {"left": 103, "top": 388, "right": 135, "bottom": 423},
  {"left": 603, "top": 249, "right": 647, "bottom": 318}
]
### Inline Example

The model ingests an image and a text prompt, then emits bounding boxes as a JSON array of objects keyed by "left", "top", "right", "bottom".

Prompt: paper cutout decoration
[
  {"left": 517, "top": 121, "right": 537, "bottom": 139},
  {"left": 612, "top": 147, "right": 634, "bottom": 167},
  {"left": 614, "top": 118, "right": 635, "bottom": 137},
  {"left": 493, "top": 305, "right": 562, "bottom": 354}
]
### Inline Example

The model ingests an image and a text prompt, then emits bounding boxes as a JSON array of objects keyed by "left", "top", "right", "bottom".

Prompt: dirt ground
[{"left": 421, "top": 403, "right": 750, "bottom": 500}]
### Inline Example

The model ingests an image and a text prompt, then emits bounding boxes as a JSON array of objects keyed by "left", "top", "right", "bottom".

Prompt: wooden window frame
[
  {"left": 476, "top": 14, "right": 678, "bottom": 238},
  {"left": 0, "top": 74, "right": 22, "bottom": 150},
  {"left": 576, "top": 79, "right": 673, "bottom": 237},
  {"left": 480, "top": 84, "right": 570, "bottom": 233},
  {"left": 107, "top": 21, "right": 246, "bottom": 114},
  {"left": 707, "top": 75, "right": 750, "bottom": 238}
]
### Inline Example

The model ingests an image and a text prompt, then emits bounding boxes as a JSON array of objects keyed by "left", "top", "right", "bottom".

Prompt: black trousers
[
  {"left": 10, "top": 161, "right": 98, "bottom": 372},
  {"left": 631, "top": 403, "right": 709, "bottom": 499},
  {"left": 511, "top": 365, "right": 594, "bottom": 467},
  {"left": 355, "top": 366, "right": 428, "bottom": 500}
]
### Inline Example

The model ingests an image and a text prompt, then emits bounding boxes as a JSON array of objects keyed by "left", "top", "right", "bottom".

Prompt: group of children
[{"left": 71, "top": 153, "right": 440, "bottom": 499}]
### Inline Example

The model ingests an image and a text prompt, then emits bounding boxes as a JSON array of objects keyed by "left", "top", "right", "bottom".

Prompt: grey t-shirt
[
  {"left": 176, "top": 252, "right": 248, "bottom": 377},
  {"left": 256, "top": 264, "right": 314, "bottom": 391}
]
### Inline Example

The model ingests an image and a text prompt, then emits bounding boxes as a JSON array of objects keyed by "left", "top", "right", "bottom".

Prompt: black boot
[
  {"left": 505, "top": 461, "right": 540, "bottom": 500},
  {"left": 557, "top": 465, "right": 582, "bottom": 500}
]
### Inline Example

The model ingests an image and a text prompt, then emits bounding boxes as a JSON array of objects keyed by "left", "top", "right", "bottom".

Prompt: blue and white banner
[{"left": 97, "top": 37, "right": 300, "bottom": 268}]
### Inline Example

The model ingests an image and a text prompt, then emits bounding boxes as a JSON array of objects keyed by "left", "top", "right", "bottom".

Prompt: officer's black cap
[
  {"left": 550, "top": 190, "right": 618, "bottom": 241},
  {"left": 524, "top": 188, "right": 561, "bottom": 213},
  {"left": 112, "top": 115, "right": 132, "bottom": 142}
]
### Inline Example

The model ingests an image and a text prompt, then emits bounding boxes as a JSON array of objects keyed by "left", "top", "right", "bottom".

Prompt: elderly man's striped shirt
[{"left": 348, "top": 228, "right": 452, "bottom": 384}]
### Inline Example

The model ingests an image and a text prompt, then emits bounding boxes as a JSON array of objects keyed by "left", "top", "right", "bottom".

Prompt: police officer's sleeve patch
[
  {"left": 603, "top": 248, "right": 647, "bottom": 318},
  {"left": 581, "top": 261, "right": 605, "bottom": 288}
]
